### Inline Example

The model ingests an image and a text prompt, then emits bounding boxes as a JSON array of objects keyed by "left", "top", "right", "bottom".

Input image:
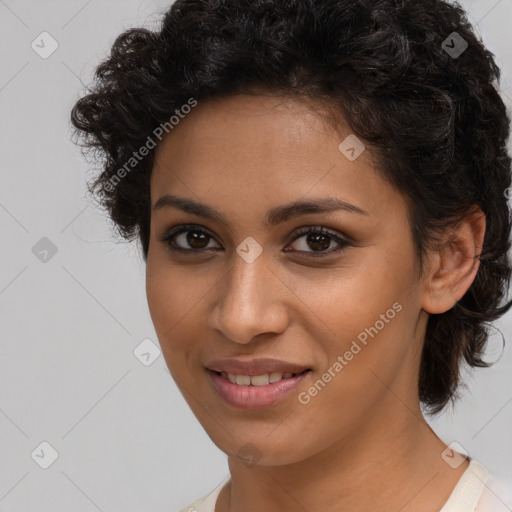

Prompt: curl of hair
[{"left": 71, "top": 0, "right": 512, "bottom": 413}]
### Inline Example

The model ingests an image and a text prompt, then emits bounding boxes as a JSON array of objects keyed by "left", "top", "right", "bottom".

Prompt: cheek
[
  {"left": 145, "top": 255, "right": 170, "bottom": 333},
  {"left": 301, "top": 255, "right": 418, "bottom": 392},
  {"left": 145, "top": 253, "right": 214, "bottom": 374},
  {"left": 302, "top": 266, "right": 408, "bottom": 343},
  {"left": 146, "top": 253, "right": 188, "bottom": 354},
  {"left": 146, "top": 250, "right": 199, "bottom": 331}
]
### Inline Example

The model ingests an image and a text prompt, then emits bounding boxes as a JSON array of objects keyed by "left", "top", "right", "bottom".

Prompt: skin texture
[{"left": 146, "top": 94, "right": 485, "bottom": 511}]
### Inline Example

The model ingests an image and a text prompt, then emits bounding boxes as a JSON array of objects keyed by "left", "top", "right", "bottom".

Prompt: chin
[{"left": 207, "top": 429, "right": 314, "bottom": 468}]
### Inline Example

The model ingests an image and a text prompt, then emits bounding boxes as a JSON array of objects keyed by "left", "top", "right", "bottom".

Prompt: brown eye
[
  {"left": 161, "top": 225, "right": 221, "bottom": 252},
  {"left": 160, "top": 224, "right": 350, "bottom": 258},
  {"left": 182, "top": 230, "right": 209, "bottom": 249},
  {"left": 285, "top": 226, "right": 350, "bottom": 256}
]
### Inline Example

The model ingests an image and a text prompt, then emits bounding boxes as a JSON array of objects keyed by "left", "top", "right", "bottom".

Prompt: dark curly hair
[{"left": 70, "top": 0, "right": 512, "bottom": 414}]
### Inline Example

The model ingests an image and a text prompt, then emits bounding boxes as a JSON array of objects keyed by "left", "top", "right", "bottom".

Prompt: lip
[
  {"left": 207, "top": 368, "right": 311, "bottom": 410},
  {"left": 206, "top": 357, "right": 311, "bottom": 375}
]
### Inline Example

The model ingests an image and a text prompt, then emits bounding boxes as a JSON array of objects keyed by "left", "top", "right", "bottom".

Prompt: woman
[{"left": 70, "top": 0, "right": 512, "bottom": 510}]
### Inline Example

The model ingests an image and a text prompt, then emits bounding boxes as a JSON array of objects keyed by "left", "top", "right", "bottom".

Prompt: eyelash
[{"left": 160, "top": 224, "right": 350, "bottom": 257}]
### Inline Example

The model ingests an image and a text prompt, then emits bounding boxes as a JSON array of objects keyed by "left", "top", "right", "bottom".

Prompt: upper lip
[{"left": 206, "top": 358, "right": 311, "bottom": 376}]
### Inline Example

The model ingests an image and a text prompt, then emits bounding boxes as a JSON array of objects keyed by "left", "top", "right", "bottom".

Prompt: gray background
[{"left": 0, "top": 1, "right": 511, "bottom": 511}]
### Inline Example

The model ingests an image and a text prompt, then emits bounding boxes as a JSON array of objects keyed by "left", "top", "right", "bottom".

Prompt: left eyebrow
[
  {"left": 266, "top": 197, "right": 369, "bottom": 226},
  {"left": 152, "top": 194, "right": 369, "bottom": 227}
]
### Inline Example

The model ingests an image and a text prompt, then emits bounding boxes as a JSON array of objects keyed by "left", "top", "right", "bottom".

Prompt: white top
[{"left": 179, "top": 460, "right": 512, "bottom": 512}]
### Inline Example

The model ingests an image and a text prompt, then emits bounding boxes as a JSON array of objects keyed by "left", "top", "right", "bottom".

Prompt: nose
[{"left": 208, "top": 251, "right": 290, "bottom": 344}]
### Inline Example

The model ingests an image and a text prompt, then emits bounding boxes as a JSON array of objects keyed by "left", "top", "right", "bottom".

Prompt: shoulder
[
  {"left": 439, "top": 459, "right": 511, "bottom": 512},
  {"left": 178, "top": 492, "right": 215, "bottom": 512},
  {"left": 178, "top": 476, "right": 230, "bottom": 512},
  {"left": 476, "top": 474, "right": 512, "bottom": 512}
]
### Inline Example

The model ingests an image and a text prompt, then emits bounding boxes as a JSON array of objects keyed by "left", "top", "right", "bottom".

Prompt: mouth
[
  {"left": 209, "top": 369, "right": 311, "bottom": 386},
  {"left": 206, "top": 366, "right": 312, "bottom": 410}
]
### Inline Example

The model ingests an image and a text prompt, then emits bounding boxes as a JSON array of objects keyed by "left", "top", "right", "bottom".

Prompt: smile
[
  {"left": 215, "top": 370, "right": 308, "bottom": 386},
  {"left": 207, "top": 368, "right": 311, "bottom": 409}
]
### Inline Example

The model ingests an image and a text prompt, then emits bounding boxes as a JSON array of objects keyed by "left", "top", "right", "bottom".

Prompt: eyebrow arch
[{"left": 152, "top": 194, "right": 369, "bottom": 226}]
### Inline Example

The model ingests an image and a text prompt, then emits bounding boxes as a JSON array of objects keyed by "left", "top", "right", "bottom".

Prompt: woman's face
[{"left": 146, "top": 94, "right": 429, "bottom": 466}]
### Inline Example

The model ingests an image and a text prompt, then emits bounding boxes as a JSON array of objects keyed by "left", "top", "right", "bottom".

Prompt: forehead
[
  {"left": 153, "top": 93, "right": 341, "bottom": 164},
  {"left": 150, "top": 94, "right": 401, "bottom": 223}
]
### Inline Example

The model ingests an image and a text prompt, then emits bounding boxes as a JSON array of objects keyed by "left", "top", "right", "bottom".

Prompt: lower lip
[{"left": 207, "top": 370, "right": 311, "bottom": 410}]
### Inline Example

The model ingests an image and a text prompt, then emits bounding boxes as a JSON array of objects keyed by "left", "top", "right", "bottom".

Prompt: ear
[{"left": 421, "top": 207, "right": 486, "bottom": 315}]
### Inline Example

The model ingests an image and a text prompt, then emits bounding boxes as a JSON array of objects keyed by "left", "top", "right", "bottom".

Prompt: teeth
[
  {"left": 250, "top": 374, "right": 270, "bottom": 386},
  {"left": 220, "top": 371, "right": 304, "bottom": 385},
  {"left": 269, "top": 372, "right": 284, "bottom": 383},
  {"left": 235, "top": 374, "right": 251, "bottom": 385}
]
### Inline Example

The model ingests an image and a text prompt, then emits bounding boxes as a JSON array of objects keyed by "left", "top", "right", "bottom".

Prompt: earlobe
[{"left": 421, "top": 208, "right": 486, "bottom": 315}]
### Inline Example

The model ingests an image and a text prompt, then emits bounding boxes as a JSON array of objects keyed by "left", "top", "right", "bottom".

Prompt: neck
[{"left": 217, "top": 398, "right": 468, "bottom": 512}]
